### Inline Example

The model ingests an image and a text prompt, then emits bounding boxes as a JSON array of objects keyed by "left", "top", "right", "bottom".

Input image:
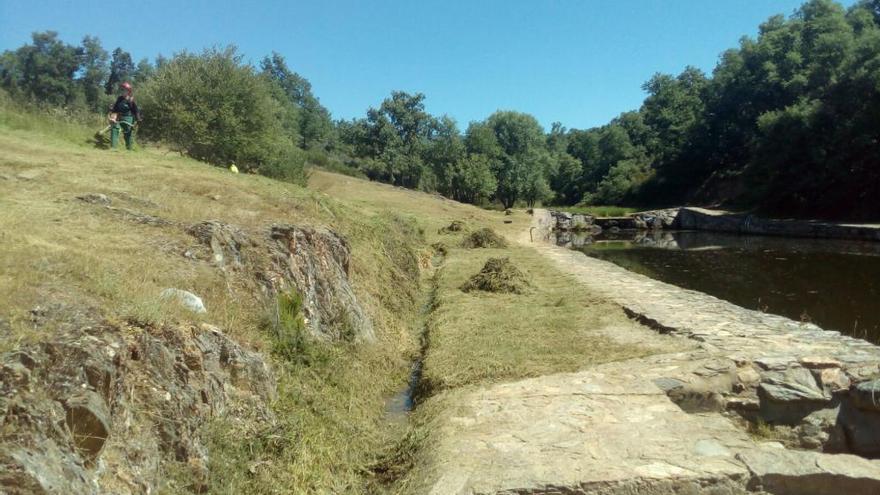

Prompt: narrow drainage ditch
[{"left": 384, "top": 251, "right": 443, "bottom": 421}]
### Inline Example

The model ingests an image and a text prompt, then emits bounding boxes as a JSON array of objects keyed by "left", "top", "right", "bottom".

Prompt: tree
[
  {"left": 475, "top": 111, "right": 547, "bottom": 208},
  {"left": 0, "top": 31, "right": 82, "bottom": 105},
  {"left": 548, "top": 152, "right": 583, "bottom": 204},
  {"left": 133, "top": 58, "right": 155, "bottom": 85},
  {"left": 344, "top": 91, "right": 438, "bottom": 189},
  {"left": 138, "top": 46, "right": 306, "bottom": 184},
  {"left": 78, "top": 35, "right": 108, "bottom": 110},
  {"left": 260, "top": 52, "right": 334, "bottom": 149},
  {"left": 105, "top": 48, "right": 134, "bottom": 94}
]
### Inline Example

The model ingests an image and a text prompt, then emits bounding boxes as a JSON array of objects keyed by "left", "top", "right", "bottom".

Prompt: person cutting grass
[{"left": 108, "top": 81, "right": 142, "bottom": 150}]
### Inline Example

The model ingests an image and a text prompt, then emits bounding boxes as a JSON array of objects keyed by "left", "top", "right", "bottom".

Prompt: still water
[{"left": 566, "top": 230, "right": 880, "bottom": 344}]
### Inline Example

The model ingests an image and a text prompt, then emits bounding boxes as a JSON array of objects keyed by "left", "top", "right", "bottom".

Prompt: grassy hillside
[
  {"left": 1, "top": 105, "right": 652, "bottom": 493},
  {"left": 0, "top": 111, "right": 433, "bottom": 492}
]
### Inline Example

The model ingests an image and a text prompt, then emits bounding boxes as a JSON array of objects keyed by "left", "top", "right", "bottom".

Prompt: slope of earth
[{"left": 0, "top": 111, "right": 456, "bottom": 493}]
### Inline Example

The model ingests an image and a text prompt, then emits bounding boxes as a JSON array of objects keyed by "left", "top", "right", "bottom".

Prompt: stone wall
[{"left": 678, "top": 207, "right": 880, "bottom": 241}]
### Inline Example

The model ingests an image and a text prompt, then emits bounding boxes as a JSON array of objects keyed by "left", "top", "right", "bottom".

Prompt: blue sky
[{"left": 0, "top": 0, "right": 856, "bottom": 130}]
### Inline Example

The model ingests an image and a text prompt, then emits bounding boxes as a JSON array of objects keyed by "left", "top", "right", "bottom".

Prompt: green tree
[
  {"left": 105, "top": 47, "right": 135, "bottom": 94},
  {"left": 260, "top": 52, "right": 334, "bottom": 149},
  {"left": 138, "top": 46, "right": 306, "bottom": 184},
  {"left": 0, "top": 31, "right": 82, "bottom": 105},
  {"left": 78, "top": 35, "right": 108, "bottom": 110},
  {"left": 345, "top": 91, "right": 438, "bottom": 189},
  {"left": 473, "top": 111, "right": 547, "bottom": 208}
]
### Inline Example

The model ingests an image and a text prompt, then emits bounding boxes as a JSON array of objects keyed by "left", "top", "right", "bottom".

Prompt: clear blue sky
[{"left": 0, "top": 0, "right": 856, "bottom": 130}]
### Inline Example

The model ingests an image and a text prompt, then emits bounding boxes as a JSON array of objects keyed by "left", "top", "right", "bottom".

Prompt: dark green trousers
[{"left": 111, "top": 116, "right": 135, "bottom": 150}]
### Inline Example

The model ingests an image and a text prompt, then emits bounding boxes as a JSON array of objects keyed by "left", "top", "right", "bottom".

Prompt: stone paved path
[{"left": 415, "top": 211, "right": 880, "bottom": 494}]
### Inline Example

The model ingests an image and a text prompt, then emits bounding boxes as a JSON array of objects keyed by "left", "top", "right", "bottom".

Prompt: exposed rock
[
  {"left": 185, "top": 220, "right": 379, "bottom": 342},
  {"left": 0, "top": 323, "right": 274, "bottom": 494},
  {"left": 801, "top": 356, "right": 843, "bottom": 369},
  {"left": 814, "top": 367, "right": 851, "bottom": 393},
  {"left": 570, "top": 214, "right": 593, "bottom": 231},
  {"left": 64, "top": 391, "right": 110, "bottom": 461},
  {"left": 593, "top": 216, "right": 639, "bottom": 230},
  {"left": 187, "top": 221, "right": 251, "bottom": 268},
  {"left": 851, "top": 379, "right": 880, "bottom": 412},
  {"left": 740, "top": 448, "right": 880, "bottom": 495},
  {"left": 758, "top": 367, "right": 829, "bottom": 404},
  {"left": 160, "top": 288, "right": 207, "bottom": 314},
  {"left": 268, "top": 225, "right": 375, "bottom": 341},
  {"left": 631, "top": 208, "right": 681, "bottom": 229}
]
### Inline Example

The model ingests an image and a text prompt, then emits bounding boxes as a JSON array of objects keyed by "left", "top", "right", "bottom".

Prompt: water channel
[{"left": 559, "top": 230, "right": 880, "bottom": 344}]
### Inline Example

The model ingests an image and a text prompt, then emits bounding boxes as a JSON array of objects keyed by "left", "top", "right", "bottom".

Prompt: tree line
[
  {"left": 2, "top": 0, "right": 879, "bottom": 219},
  {"left": 0, "top": 33, "right": 335, "bottom": 185}
]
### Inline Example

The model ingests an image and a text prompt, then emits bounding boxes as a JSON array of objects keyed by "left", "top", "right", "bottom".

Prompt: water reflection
[{"left": 566, "top": 230, "right": 880, "bottom": 344}]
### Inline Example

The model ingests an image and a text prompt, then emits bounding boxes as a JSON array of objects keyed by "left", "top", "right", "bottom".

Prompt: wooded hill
[{"left": 2, "top": 0, "right": 878, "bottom": 220}]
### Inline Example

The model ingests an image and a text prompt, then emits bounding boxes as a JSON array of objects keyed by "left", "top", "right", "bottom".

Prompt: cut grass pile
[
  {"left": 460, "top": 227, "right": 508, "bottom": 249},
  {"left": 460, "top": 257, "right": 529, "bottom": 294},
  {"left": 438, "top": 219, "right": 465, "bottom": 234}
]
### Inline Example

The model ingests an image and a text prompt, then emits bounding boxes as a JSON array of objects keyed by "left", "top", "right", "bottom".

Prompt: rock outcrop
[
  {"left": 0, "top": 323, "right": 274, "bottom": 494},
  {"left": 186, "top": 221, "right": 375, "bottom": 342},
  {"left": 266, "top": 225, "right": 374, "bottom": 341}
]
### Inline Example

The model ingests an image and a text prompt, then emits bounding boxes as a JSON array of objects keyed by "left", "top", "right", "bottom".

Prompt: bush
[
  {"left": 267, "top": 289, "right": 328, "bottom": 366},
  {"left": 138, "top": 46, "right": 307, "bottom": 185}
]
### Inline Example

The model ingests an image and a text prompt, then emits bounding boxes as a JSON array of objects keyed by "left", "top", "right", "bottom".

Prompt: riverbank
[
  {"left": 550, "top": 206, "right": 880, "bottom": 242},
  {"left": 400, "top": 209, "right": 880, "bottom": 494}
]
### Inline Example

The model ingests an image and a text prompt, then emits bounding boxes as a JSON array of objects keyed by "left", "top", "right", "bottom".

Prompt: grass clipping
[
  {"left": 460, "top": 227, "right": 508, "bottom": 249},
  {"left": 439, "top": 219, "right": 466, "bottom": 234},
  {"left": 461, "top": 257, "right": 529, "bottom": 294}
]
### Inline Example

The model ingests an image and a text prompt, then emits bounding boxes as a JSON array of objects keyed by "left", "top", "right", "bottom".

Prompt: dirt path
[{"left": 407, "top": 210, "right": 880, "bottom": 495}]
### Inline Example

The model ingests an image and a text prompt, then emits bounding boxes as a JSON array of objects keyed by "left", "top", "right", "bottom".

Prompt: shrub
[
  {"left": 268, "top": 289, "right": 328, "bottom": 366},
  {"left": 138, "top": 46, "right": 307, "bottom": 185}
]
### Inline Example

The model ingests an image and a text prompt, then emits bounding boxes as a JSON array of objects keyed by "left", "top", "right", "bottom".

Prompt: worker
[{"left": 108, "top": 82, "right": 142, "bottom": 150}]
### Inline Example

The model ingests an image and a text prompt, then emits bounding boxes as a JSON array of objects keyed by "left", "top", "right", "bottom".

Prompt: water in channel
[{"left": 561, "top": 230, "right": 880, "bottom": 345}]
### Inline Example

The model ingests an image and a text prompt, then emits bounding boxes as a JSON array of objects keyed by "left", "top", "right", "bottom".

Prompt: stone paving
[{"left": 415, "top": 210, "right": 880, "bottom": 494}]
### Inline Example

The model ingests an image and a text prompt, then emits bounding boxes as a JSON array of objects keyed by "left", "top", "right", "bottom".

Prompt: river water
[{"left": 564, "top": 230, "right": 880, "bottom": 344}]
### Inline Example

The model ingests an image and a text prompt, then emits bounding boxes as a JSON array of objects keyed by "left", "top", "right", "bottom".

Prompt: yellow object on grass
[{"left": 229, "top": 164, "right": 239, "bottom": 174}]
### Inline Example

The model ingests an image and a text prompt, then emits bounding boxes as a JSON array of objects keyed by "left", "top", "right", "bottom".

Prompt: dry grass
[
  {"left": 0, "top": 115, "right": 424, "bottom": 493},
  {"left": 1, "top": 102, "right": 655, "bottom": 494},
  {"left": 416, "top": 244, "right": 652, "bottom": 394},
  {"left": 459, "top": 227, "right": 509, "bottom": 249},
  {"left": 460, "top": 257, "right": 529, "bottom": 294}
]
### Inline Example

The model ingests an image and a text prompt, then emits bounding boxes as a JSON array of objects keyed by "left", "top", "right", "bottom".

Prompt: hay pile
[
  {"left": 460, "top": 257, "right": 529, "bottom": 294},
  {"left": 438, "top": 220, "right": 465, "bottom": 234},
  {"left": 460, "top": 228, "right": 508, "bottom": 249}
]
